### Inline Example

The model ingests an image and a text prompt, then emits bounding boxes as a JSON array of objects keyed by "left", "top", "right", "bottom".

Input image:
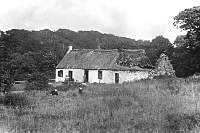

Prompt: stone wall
[{"left": 149, "top": 53, "right": 175, "bottom": 78}]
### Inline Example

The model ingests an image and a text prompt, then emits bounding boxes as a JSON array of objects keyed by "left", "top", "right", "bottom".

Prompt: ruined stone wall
[{"left": 149, "top": 53, "right": 175, "bottom": 78}]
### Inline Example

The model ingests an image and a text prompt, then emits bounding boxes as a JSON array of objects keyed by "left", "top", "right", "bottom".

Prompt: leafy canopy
[
  {"left": 174, "top": 6, "right": 200, "bottom": 34},
  {"left": 173, "top": 6, "right": 200, "bottom": 77}
]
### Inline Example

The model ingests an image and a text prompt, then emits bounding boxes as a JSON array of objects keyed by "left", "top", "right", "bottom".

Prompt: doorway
[
  {"left": 68, "top": 71, "right": 73, "bottom": 80},
  {"left": 115, "top": 73, "right": 119, "bottom": 83},
  {"left": 84, "top": 70, "right": 89, "bottom": 82}
]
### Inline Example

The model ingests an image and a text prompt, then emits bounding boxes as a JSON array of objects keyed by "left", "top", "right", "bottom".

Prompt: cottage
[{"left": 55, "top": 46, "right": 152, "bottom": 84}]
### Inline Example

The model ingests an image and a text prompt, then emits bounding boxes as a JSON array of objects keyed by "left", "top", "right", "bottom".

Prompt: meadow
[{"left": 1, "top": 78, "right": 200, "bottom": 133}]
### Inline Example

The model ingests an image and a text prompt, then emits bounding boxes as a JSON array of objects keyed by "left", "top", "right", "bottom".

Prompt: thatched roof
[{"left": 56, "top": 49, "right": 152, "bottom": 71}]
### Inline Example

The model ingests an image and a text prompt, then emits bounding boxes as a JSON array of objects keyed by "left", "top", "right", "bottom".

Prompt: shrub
[
  {"left": 55, "top": 81, "right": 81, "bottom": 91},
  {"left": 165, "top": 113, "right": 200, "bottom": 132},
  {"left": 3, "top": 93, "right": 30, "bottom": 108},
  {"left": 25, "top": 72, "right": 49, "bottom": 90}
]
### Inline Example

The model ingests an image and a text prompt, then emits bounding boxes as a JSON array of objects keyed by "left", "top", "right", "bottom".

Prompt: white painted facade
[
  {"left": 56, "top": 68, "right": 149, "bottom": 83},
  {"left": 88, "top": 70, "right": 114, "bottom": 83},
  {"left": 56, "top": 69, "right": 84, "bottom": 82},
  {"left": 118, "top": 71, "right": 149, "bottom": 83}
]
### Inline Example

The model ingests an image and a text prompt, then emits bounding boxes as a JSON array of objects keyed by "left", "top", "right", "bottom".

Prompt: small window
[
  {"left": 98, "top": 70, "right": 102, "bottom": 79},
  {"left": 115, "top": 73, "right": 119, "bottom": 83},
  {"left": 58, "top": 70, "right": 63, "bottom": 77},
  {"left": 68, "top": 71, "right": 73, "bottom": 80}
]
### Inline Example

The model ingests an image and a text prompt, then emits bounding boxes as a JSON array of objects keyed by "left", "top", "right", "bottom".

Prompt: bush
[
  {"left": 26, "top": 82, "right": 49, "bottom": 91},
  {"left": 165, "top": 113, "right": 200, "bottom": 132},
  {"left": 25, "top": 72, "right": 49, "bottom": 90},
  {"left": 55, "top": 81, "right": 81, "bottom": 92},
  {"left": 3, "top": 93, "right": 30, "bottom": 108}
]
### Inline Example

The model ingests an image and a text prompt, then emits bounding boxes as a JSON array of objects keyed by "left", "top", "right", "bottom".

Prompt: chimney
[{"left": 67, "top": 45, "right": 73, "bottom": 54}]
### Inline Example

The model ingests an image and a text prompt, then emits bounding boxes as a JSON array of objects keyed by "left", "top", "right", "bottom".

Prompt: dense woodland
[{"left": 0, "top": 6, "right": 200, "bottom": 90}]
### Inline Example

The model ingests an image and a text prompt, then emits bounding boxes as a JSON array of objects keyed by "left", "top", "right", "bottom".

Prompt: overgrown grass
[{"left": 1, "top": 78, "right": 200, "bottom": 133}]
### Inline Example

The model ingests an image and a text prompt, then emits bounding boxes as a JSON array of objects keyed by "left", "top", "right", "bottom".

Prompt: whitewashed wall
[
  {"left": 88, "top": 70, "right": 98, "bottom": 83},
  {"left": 56, "top": 69, "right": 149, "bottom": 83},
  {"left": 131, "top": 71, "right": 149, "bottom": 80},
  {"left": 118, "top": 71, "right": 149, "bottom": 83},
  {"left": 73, "top": 69, "right": 85, "bottom": 82},
  {"left": 55, "top": 69, "right": 84, "bottom": 82},
  {"left": 56, "top": 69, "right": 67, "bottom": 82},
  {"left": 88, "top": 70, "right": 114, "bottom": 83},
  {"left": 88, "top": 70, "right": 149, "bottom": 84}
]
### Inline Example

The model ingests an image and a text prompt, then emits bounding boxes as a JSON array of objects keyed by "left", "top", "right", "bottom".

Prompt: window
[
  {"left": 58, "top": 70, "right": 63, "bottom": 77},
  {"left": 115, "top": 73, "right": 119, "bottom": 83},
  {"left": 98, "top": 70, "right": 102, "bottom": 79}
]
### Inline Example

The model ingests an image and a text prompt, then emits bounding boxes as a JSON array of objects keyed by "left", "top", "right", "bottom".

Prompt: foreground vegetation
[{"left": 1, "top": 78, "right": 200, "bottom": 133}]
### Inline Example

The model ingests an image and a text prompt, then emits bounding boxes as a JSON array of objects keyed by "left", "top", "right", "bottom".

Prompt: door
[
  {"left": 115, "top": 73, "right": 119, "bottom": 83},
  {"left": 84, "top": 70, "right": 89, "bottom": 82},
  {"left": 68, "top": 71, "right": 73, "bottom": 81}
]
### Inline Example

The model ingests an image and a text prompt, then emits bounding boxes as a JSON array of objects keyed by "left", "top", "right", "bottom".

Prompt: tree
[
  {"left": 173, "top": 6, "right": 200, "bottom": 76},
  {"left": 174, "top": 6, "right": 200, "bottom": 50},
  {"left": 171, "top": 36, "right": 189, "bottom": 77},
  {"left": 145, "top": 36, "right": 173, "bottom": 66},
  {"left": 174, "top": 6, "right": 200, "bottom": 38},
  {"left": 174, "top": 35, "right": 186, "bottom": 47},
  {"left": 0, "top": 33, "right": 13, "bottom": 92}
]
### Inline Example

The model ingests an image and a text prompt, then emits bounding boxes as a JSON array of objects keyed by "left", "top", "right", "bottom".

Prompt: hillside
[{"left": 1, "top": 29, "right": 172, "bottom": 61}]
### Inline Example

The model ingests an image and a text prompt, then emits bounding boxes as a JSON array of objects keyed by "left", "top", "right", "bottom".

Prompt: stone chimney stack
[{"left": 67, "top": 45, "right": 73, "bottom": 54}]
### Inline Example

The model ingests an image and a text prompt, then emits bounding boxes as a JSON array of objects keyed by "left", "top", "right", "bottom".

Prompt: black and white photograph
[{"left": 1, "top": 0, "right": 200, "bottom": 132}]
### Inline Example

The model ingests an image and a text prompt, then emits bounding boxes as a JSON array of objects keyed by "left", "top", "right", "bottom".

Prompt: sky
[{"left": 0, "top": 0, "right": 200, "bottom": 43}]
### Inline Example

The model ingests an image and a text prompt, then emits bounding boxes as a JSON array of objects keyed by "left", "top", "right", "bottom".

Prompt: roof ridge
[
  {"left": 122, "top": 49, "right": 145, "bottom": 52},
  {"left": 72, "top": 49, "right": 119, "bottom": 52},
  {"left": 93, "top": 49, "right": 118, "bottom": 52},
  {"left": 71, "top": 48, "right": 145, "bottom": 52},
  {"left": 72, "top": 49, "right": 93, "bottom": 51}
]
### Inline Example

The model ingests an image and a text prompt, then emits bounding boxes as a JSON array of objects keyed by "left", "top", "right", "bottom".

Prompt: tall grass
[{"left": 1, "top": 78, "right": 200, "bottom": 133}]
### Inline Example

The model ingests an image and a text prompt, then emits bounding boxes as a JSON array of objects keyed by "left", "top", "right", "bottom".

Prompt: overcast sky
[{"left": 0, "top": 0, "right": 199, "bottom": 42}]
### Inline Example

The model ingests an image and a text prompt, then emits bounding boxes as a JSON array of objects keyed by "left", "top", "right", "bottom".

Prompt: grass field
[{"left": 1, "top": 78, "right": 200, "bottom": 133}]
